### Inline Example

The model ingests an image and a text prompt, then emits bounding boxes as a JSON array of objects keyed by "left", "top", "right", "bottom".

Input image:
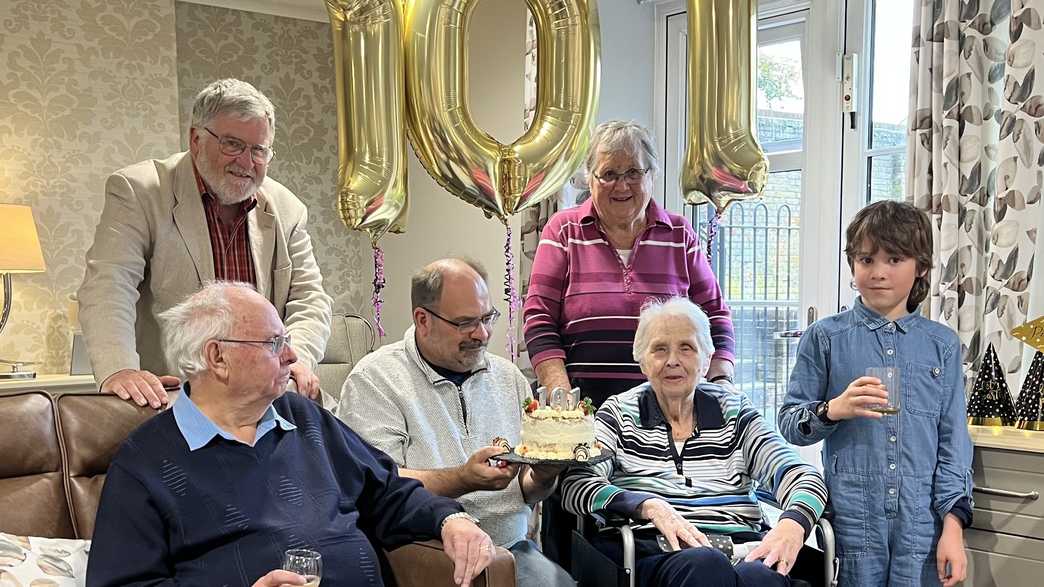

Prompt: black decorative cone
[
  {"left": 967, "top": 343, "right": 1017, "bottom": 426},
  {"left": 1016, "top": 351, "right": 1044, "bottom": 431}
]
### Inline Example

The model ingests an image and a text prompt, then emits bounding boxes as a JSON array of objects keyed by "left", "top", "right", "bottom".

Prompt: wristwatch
[
  {"left": 815, "top": 400, "right": 838, "bottom": 425},
  {"left": 441, "top": 512, "right": 481, "bottom": 531}
]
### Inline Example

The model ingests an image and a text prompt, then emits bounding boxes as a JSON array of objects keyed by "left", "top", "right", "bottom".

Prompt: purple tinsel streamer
[
  {"left": 372, "top": 245, "right": 386, "bottom": 338},
  {"left": 504, "top": 226, "right": 519, "bottom": 360},
  {"left": 706, "top": 211, "right": 721, "bottom": 264}
]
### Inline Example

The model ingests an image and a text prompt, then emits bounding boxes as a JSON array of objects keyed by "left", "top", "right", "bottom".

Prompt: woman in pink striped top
[{"left": 523, "top": 120, "right": 736, "bottom": 407}]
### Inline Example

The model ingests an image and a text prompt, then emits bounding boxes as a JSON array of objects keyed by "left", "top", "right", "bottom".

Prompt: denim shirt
[{"left": 778, "top": 298, "right": 973, "bottom": 529}]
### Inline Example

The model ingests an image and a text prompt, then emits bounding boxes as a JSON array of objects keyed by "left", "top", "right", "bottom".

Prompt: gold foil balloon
[
  {"left": 403, "top": 0, "right": 600, "bottom": 220},
  {"left": 681, "top": 0, "right": 768, "bottom": 214},
  {"left": 327, "top": 0, "right": 409, "bottom": 245}
]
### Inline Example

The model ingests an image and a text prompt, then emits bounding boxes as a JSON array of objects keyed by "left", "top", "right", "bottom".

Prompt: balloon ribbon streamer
[
  {"left": 372, "top": 245, "right": 386, "bottom": 338},
  {"left": 705, "top": 210, "right": 722, "bottom": 264},
  {"left": 504, "top": 226, "right": 519, "bottom": 360}
]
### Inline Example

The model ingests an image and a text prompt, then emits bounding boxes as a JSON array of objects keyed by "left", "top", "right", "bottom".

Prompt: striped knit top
[
  {"left": 560, "top": 383, "right": 827, "bottom": 537},
  {"left": 523, "top": 199, "right": 735, "bottom": 402}
]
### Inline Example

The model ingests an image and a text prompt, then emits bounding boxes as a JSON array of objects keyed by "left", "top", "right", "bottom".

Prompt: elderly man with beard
[
  {"left": 79, "top": 78, "right": 332, "bottom": 409},
  {"left": 336, "top": 258, "right": 574, "bottom": 587}
]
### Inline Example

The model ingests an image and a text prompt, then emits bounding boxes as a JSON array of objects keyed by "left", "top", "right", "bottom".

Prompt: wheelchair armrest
[
  {"left": 575, "top": 511, "right": 638, "bottom": 587},
  {"left": 755, "top": 490, "right": 837, "bottom": 585},
  {"left": 590, "top": 510, "right": 632, "bottom": 529}
]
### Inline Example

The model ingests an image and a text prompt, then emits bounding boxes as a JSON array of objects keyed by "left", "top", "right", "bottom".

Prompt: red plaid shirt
[{"left": 194, "top": 165, "right": 258, "bottom": 285}]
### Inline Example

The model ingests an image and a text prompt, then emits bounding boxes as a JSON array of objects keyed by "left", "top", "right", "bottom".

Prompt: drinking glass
[
  {"left": 866, "top": 367, "right": 900, "bottom": 415},
  {"left": 283, "top": 549, "right": 322, "bottom": 587}
]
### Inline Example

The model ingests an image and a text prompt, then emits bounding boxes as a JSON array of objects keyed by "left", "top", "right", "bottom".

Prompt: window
[
  {"left": 657, "top": 3, "right": 823, "bottom": 427},
  {"left": 863, "top": 0, "right": 915, "bottom": 203},
  {"left": 654, "top": 0, "right": 915, "bottom": 429},
  {"left": 839, "top": 0, "right": 917, "bottom": 305}
]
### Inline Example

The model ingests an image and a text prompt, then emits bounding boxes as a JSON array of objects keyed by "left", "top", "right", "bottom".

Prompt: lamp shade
[{"left": 0, "top": 204, "right": 46, "bottom": 273}]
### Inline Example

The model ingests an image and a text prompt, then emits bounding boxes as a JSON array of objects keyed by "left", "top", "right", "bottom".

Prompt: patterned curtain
[{"left": 907, "top": 0, "right": 1042, "bottom": 389}]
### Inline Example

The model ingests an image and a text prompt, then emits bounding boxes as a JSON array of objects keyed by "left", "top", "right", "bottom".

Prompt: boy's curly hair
[{"left": 844, "top": 200, "right": 933, "bottom": 313}]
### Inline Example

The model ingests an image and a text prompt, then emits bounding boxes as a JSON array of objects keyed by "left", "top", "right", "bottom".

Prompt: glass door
[
  {"left": 657, "top": 1, "right": 844, "bottom": 434},
  {"left": 838, "top": 0, "right": 917, "bottom": 309}
]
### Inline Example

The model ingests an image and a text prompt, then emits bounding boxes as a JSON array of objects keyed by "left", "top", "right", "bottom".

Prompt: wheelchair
[{"left": 569, "top": 494, "right": 838, "bottom": 587}]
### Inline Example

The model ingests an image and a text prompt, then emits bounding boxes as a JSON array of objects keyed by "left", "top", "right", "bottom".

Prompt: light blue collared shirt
[{"left": 172, "top": 383, "right": 296, "bottom": 451}]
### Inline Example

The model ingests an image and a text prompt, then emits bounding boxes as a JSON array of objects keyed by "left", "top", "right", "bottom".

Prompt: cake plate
[{"left": 491, "top": 451, "right": 611, "bottom": 467}]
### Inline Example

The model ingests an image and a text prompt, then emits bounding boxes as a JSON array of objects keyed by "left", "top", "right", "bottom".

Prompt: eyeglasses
[
  {"left": 423, "top": 306, "right": 501, "bottom": 333},
  {"left": 592, "top": 167, "right": 650, "bottom": 186},
  {"left": 217, "top": 333, "right": 292, "bottom": 355},
  {"left": 203, "top": 127, "right": 275, "bottom": 163}
]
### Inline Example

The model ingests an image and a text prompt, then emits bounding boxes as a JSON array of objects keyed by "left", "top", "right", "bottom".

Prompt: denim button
[
  {"left": 889, "top": 435, "right": 896, "bottom": 442},
  {"left": 886, "top": 349, "right": 894, "bottom": 355},
  {"left": 888, "top": 488, "right": 896, "bottom": 495},
  {"left": 889, "top": 463, "right": 896, "bottom": 470},
  {"left": 932, "top": 367, "right": 941, "bottom": 377}
]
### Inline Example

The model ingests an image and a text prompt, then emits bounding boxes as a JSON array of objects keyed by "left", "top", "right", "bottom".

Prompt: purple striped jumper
[{"left": 523, "top": 198, "right": 735, "bottom": 405}]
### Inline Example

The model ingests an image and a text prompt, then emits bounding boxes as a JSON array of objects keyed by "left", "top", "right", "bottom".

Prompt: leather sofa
[{"left": 0, "top": 389, "right": 515, "bottom": 586}]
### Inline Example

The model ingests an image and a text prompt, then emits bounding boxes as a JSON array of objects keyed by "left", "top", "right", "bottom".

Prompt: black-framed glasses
[
  {"left": 217, "top": 333, "right": 291, "bottom": 355},
  {"left": 592, "top": 167, "right": 650, "bottom": 186},
  {"left": 203, "top": 127, "right": 275, "bottom": 163},
  {"left": 423, "top": 306, "right": 500, "bottom": 333}
]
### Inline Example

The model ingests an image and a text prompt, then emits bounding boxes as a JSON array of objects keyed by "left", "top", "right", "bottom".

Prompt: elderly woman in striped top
[
  {"left": 523, "top": 120, "right": 735, "bottom": 408},
  {"left": 560, "top": 298, "right": 827, "bottom": 587}
]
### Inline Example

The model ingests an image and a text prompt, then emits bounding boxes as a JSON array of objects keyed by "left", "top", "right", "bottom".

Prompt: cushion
[
  {"left": 317, "top": 313, "right": 376, "bottom": 402},
  {"left": 0, "top": 392, "right": 72, "bottom": 539},
  {"left": 56, "top": 394, "right": 154, "bottom": 539},
  {"left": 0, "top": 532, "right": 89, "bottom": 586}
]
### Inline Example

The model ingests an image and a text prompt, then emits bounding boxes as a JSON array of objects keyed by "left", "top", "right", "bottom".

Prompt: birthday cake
[{"left": 516, "top": 394, "right": 599, "bottom": 461}]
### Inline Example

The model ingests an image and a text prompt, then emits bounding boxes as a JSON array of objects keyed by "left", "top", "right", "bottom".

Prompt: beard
[
  {"left": 195, "top": 153, "right": 264, "bottom": 205},
  {"left": 456, "top": 340, "right": 487, "bottom": 370}
]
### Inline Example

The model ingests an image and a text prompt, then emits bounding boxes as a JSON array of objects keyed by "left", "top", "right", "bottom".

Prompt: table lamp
[{"left": 0, "top": 204, "right": 46, "bottom": 379}]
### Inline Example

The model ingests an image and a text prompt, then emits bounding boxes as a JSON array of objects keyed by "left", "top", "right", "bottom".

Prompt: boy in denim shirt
[{"left": 779, "top": 201, "right": 973, "bottom": 586}]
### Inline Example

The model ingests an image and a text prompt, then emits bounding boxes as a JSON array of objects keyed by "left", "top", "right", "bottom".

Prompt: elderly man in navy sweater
[{"left": 86, "top": 282, "right": 493, "bottom": 587}]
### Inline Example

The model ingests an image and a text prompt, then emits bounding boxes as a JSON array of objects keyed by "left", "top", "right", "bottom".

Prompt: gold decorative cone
[
  {"left": 1012, "top": 315, "right": 1044, "bottom": 353},
  {"left": 969, "top": 416, "right": 1007, "bottom": 427},
  {"left": 1015, "top": 419, "right": 1044, "bottom": 431}
]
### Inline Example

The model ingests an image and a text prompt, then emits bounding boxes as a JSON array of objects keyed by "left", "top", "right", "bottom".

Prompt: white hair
[
  {"left": 190, "top": 78, "right": 275, "bottom": 132},
  {"left": 159, "top": 282, "right": 256, "bottom": 379},
  {"left": 585, "top": 120, "right": 662, "bottom": 177},
  {"left": 632, "top": 297, "right": 715, "bottom": 372}
]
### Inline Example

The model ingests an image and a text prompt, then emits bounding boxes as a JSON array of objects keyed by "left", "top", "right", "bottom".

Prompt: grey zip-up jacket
[{"left": 335, "top": 325, "right": 531, "bottom": 547}]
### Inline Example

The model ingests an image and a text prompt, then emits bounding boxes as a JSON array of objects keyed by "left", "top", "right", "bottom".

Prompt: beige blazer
[{"left": 78, "top": 152, "right": 332, "bottom": 386}]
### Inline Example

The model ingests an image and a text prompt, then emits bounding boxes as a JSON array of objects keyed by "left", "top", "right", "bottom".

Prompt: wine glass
[{"left": 283, "top": 548, "right": 322, "bottom": 587}]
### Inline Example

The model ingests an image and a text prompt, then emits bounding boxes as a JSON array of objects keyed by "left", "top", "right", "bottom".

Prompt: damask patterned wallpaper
[
  {"left": 174, "top": 2, "right": 370, "bottom": 317},
  {"left": 0, "top": 0, "right": 369, "bottom": 376},
  {"left": 0, "top": 0, "right": 181, "bottom": 374}
]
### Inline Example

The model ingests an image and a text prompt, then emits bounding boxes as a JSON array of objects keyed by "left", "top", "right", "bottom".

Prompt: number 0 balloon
[{"left": 404, "top": 0, "right": 600, "bottom": 221}]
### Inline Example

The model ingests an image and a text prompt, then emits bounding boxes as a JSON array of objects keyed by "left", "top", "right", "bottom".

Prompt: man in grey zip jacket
[{"left": 335, "top": 258, "right": 573, "bottom": 587}]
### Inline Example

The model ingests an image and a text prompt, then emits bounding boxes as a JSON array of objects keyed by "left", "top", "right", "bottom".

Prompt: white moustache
[{"left": 227, "top": 165, "right": 255, "bottom": 179}]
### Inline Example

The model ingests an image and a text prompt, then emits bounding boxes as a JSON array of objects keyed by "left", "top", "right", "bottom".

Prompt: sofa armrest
[{"left": 384, "top": 540, "right": 515, "bottom": 587}]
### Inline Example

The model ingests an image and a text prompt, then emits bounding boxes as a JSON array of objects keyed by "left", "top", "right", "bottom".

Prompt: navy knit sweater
[{"left": 86, "top": 392, "right": 463, "bottom": 586}]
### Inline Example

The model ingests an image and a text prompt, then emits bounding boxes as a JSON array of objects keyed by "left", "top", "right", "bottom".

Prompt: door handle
[
  {"left": 774, "top": 306, "right": 817, "bottom": 339},
  {"left": 973, "top": 486, "right": 1040, "bottom": 500}
]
